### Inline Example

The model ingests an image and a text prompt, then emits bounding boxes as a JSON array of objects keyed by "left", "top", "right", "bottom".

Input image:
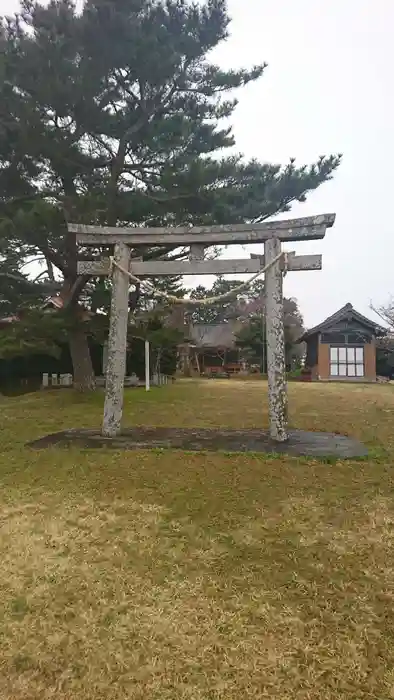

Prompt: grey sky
[{"left": 2, "top": 0, "right": 393, "bottom": 326}]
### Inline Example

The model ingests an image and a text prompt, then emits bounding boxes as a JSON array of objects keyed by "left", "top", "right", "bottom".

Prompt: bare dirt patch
[{"left": 28, "top": 425, "right": 368, "bottom": 458}]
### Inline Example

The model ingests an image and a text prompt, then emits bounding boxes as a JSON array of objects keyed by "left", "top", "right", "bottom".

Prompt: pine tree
[
  {"left": 0, "top": 0, "right": 340, "bottom": 389},
  {"left": 189, "top": 278, "right": 244, "bottom": 324}
]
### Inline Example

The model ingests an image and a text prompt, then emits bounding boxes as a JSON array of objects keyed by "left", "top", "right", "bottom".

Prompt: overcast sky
[{"left": 3, "top": 0, "right": 393, "bottom": 326}]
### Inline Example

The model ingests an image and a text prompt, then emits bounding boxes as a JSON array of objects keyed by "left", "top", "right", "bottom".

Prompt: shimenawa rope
[{"left": 108, "top": 251, "right": 288, "bottom": 306}]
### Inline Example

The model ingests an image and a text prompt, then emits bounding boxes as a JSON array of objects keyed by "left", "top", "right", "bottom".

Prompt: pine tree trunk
[{"left": 68, "top": 327, "right": 96, "bottom": 392}]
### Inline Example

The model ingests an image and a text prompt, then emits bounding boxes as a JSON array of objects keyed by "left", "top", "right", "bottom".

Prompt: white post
[
  {"left": 145, "top": 340, "right": 150, "bottom": 391},
  {"left": 51, "top": 373, "right": 58, "bottom": 386},
  {"left": 102, "top": 242, "right": 130, "bottom": 437},
  {"left": 42, "top": 373, "right": 49, "bottom": 388},
  {"left": 265, "top": 237, "right": 288, "bottom": 442}
]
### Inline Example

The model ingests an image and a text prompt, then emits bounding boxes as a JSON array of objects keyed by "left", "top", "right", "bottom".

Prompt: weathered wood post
[
  {"left": 265, "top": 237, "right": 288, "bottom": 442},
  {"left": 102, "top": 242, "right": 130, "bottom": 437}
]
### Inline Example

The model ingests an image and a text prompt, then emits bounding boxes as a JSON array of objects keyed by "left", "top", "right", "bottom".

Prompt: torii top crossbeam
[{"left": 70, "top": 213, "right": 335, "bottom": 246}]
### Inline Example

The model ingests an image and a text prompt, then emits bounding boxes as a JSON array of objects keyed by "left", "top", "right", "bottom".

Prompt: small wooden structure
[
  {"left": 299, "top": 303, "right": 386, "bottom": 381},
  {"left": 188, "top": 322, "right": 241, "bottom": 374},
  {"left": 71, "top": 213, "right": 335, "bottom": 441}
]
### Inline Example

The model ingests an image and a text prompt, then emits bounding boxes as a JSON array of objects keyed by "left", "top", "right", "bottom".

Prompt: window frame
[{"left": 329, "top": 345, "right": 365, "bottom": 378}]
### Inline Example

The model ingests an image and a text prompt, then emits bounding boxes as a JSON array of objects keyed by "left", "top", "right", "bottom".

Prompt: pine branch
[{"left": 0, "top": 271, "right": 61, "bottom": 291}]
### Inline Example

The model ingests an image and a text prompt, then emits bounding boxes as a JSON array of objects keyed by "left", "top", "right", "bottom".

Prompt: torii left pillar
[
  {"left": 265, "top": 237, "right": 288, "bottom": 442},
  {"left": 102, "top": 242, "right": 130, "bottom": 437}
]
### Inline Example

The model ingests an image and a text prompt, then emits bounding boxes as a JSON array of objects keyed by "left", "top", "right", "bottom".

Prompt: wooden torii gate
[{"left": 71, "top": 213, "right": 335, "bottom": 441}]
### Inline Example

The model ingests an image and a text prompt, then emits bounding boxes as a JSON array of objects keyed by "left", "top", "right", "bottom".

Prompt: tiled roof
[
  {"left": 299, "top": 303, "right": 387, "bottom": 341},
  {"left": 188, "top": 323, "right": 237, "bottom": 348}
]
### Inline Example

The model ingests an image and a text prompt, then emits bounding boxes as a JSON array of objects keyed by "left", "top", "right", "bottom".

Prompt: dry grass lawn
[{"left": 0, "top": 379, "right": 394, "bottom": 699}]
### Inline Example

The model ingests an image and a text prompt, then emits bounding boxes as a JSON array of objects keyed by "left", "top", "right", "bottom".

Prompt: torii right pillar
[{"left": 265, "top": 237, "right": 288, "bottom": 442}]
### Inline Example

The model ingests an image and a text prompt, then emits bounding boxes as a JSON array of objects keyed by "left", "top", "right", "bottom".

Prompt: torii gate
[{"left": 71, "top": 213, "right": 335, "bottom": 441}]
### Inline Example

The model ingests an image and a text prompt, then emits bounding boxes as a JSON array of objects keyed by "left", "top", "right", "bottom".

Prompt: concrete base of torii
[{"left": 28, "top": 426, "right": 368, "bottom": 459}]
